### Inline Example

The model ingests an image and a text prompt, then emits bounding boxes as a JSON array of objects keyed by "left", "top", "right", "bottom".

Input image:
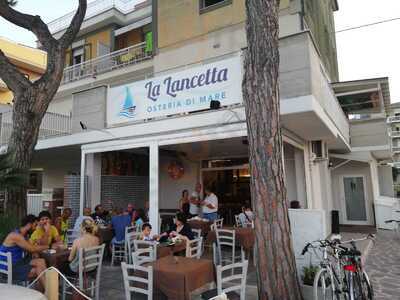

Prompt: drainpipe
[{"left": 300, "top": 0, "right": 305, "bottom": 30}]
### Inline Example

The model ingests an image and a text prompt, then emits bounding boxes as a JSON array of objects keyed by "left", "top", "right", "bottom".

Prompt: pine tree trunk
[{"left": 243, "top": 0, "right": 303, "bottom": 299}]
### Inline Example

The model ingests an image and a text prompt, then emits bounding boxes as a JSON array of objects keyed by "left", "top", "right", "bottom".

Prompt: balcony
[
  {"left": 392, "top": 145, "right": 400, "bottom": 153},
  {"left": 390, "top": 131, "right": 400, "bottom": 138},
  {"left": 388, "top": 116, "right": 400, "bottom": 123},
  {"left": 48, "top": 0, "right": 145, "bottom": 34},
  {"left": 0, "top": 111, "right": 72, "bottom": 146},
  {"left": 62, "top": 42, "right": 151, "bottom": 85}
]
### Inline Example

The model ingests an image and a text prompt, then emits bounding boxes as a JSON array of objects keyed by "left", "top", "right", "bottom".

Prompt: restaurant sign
[{"left": 107, "top": 56, "right": 243, "bottom": 125}]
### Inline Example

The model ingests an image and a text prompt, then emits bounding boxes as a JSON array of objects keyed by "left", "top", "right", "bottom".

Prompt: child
[{"left": 139, "top": 223, "right": 159, "bottom": 241}]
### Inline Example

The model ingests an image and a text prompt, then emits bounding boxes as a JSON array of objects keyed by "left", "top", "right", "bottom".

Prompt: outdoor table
[
  {"left": 188, "top": 219, "right": 213, "bottom": 237},
  {"left": 157, "top": 240, "right": 187, "bottom": 258},
  {"left": 207, "top": 227, "right": 255, "bottom": 251},
  {"left": 0, "top": 283, "right": 47, "bottom": 299},
  {"left": 40, "top": 248, "right": 70, "bottom": 269},
  {"left": 147, "top": 256, "right": 215, "bottom": 300},
  {"left": 97, "top": 227, "right": 113, "bottom": 244}
]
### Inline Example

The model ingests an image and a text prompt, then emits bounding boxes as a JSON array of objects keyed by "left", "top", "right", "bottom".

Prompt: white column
[
  {"left": 79, "top": 150, "right": 86, "bottom": 216},
  {"left": 303, "top": 143, "right": 314, "bottom": 209},
  {"left": 149, "top": 142, "right": 159, "bottom": 234}
]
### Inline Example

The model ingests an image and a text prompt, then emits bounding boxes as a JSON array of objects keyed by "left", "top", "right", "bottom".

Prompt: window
[{"left": 200, "top": 0, "right": 232, "bottom": 13}]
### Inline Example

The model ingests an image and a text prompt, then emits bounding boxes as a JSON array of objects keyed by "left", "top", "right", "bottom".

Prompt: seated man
[
  {"left": 0, "top": 215, "right": 48, "bottom": 288},
  {"left": 30, "top": 210, "right": 61, "bottom": 247},
  {"left": 91, "top": 204, "right": 109, "bottom": 225},
  {"left": 55, "top": 208, "right": 72, "bottom": 242},
  {"left": 111, "top": 208, "right": 132, "bottom": 245}
]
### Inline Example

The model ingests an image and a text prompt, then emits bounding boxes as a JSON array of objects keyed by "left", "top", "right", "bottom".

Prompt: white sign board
[{"left": 107, "top": 56, "right": 243, "bottom": 126}]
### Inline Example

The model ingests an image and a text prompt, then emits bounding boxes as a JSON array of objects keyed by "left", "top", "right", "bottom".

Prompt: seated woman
[
  {"left": 62, "top": 218, "right": 99, "bottom": 276},
  {"left": 30, "top": 210, "right": 62, "bottom": 248},
  {"left": 168, "top": 212, "right": 194, "bottom": 241},
  {"left": 238, "top": 204, "right": 254, "bottom": 227},
  {"left": 0, "top": 215, "right": 48, "bottom": 289}
]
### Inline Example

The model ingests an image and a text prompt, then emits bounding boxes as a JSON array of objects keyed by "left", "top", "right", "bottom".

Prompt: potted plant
[{"left": 301, "top": 264, "right": 319, "bottom": 300}]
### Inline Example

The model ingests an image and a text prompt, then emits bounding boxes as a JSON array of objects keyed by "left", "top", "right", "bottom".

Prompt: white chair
[
  {"left": 192, "top": 228, "right": 202, "bottom": 238},
  {"left": 234, "top": 215, "right": 241, "bottom": 228},
  {"left": 121, "top": 262, "right": 153, "bottom": 300},
  {"left": 132, "top": 248, "right": 156, "bottom": 266},
  {"left": 211, "top": 218, "right": 224, "bottom": 231},
  {"left": 208, "top": 293, "right": 228, "bottom": 300},
  {"left": 216, "top": 260, "right": 248, "bottom": 300},
  {"left": 186, "top": 237, "right": 203, "bottom": 259},
  {"left": 0, "top": 251, "right": 12, "bottom": 284},
  {"left": 135, "top": 222, "right": 143, "bottom": 232},
  {"left": 133, "top": 240, "right": 158, "bottom": 260},
  {"left": 111, "top": 240, "right": 126, "bottom": 266},
  {"left": 214, "top": 229, "right": 244, "bottom": 267},
  {"left": 62, "top": 244, "right": 105, "bottom": 300},
  {"left": 126, "top": 231, "right": 141, "bottom": 264}
]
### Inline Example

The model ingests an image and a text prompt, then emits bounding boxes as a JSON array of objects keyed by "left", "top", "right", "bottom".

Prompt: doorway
[
  {"left": 340, "top": 175, "right": 371, "bottom": 225},
  {"left": 201, "top": 157, "right": 251, "bottom": 224}
]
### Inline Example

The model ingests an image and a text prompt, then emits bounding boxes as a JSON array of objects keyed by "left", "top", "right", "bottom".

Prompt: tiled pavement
[{"left": 364, "top": 230, "right": 400, "bottom": 300}]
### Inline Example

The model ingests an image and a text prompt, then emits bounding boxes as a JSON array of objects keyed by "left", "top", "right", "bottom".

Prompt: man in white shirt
[
  {"left": 201, "top": 187, "right": 218, "bottom": 221},
  {"left": 189, "top": 183, "right": 202, "bottom": 217}
]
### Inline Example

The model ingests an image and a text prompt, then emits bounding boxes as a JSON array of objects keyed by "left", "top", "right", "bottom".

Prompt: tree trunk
[{"left": 243, "top": 1, "right": 303, "bottom": 299}]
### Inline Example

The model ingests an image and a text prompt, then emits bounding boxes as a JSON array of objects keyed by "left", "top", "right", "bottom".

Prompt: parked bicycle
[{"left": 302, "top": 234, "right": 374, "bottom": 300}]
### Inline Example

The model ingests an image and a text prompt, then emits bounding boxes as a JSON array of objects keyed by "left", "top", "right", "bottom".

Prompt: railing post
[{"left": 45, "top": 269, "right": 59, "bottom": 300}]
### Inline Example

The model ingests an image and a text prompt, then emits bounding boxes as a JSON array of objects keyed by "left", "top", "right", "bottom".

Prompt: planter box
[{"left": 301, "top": 284, "right": 333, "bottom": 300}]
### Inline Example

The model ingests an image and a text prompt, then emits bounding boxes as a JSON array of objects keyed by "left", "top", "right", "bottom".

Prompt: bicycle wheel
[
  {"left": 314, "top": 268, "right": 334, "bottom": 300},
  {"left": 353, "top": 271, "right": 374, "bottom": 300}
]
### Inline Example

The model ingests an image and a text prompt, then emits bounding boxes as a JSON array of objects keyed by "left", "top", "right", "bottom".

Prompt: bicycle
[{"left": 302, "top": 234, "right": 375, "bottom": 300}]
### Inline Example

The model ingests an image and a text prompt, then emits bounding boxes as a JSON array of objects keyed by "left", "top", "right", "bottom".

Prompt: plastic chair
[
  {"left": 216, "top": 260, "right": 248, "bottom": 300},
  {"left": 121, "top": 262, "right": 153, "bottom": 300}
]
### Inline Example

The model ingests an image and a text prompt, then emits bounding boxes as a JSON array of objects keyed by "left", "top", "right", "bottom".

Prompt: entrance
[
  {"left": 201, "top": 157, "right": 251, "bottom": 224},
  {"left": 340, "top": 175, "right": 370, "bottom": 225}
]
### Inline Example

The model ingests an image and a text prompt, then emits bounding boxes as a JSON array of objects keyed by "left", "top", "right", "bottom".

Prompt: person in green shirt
[
  {"left": 55, "top": 208, "right": 72, "bottom": 242},
  {"left": 30, "top": 210, "right": 61, "bottom": 247}
]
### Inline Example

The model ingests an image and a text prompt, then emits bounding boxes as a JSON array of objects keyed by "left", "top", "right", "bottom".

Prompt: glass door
[{"left": 341, "top": 176, "right": 370, "bottom": 225}]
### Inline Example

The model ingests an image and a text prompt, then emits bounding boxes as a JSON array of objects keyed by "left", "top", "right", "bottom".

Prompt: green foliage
[
  {"left": 0, "top": 214, "right": 18, "bottom": 243},
  {"left": 302, "top": 265, "right": 319, "bottom": 286}
]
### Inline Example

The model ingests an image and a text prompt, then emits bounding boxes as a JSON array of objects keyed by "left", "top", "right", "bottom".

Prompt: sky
[{"left": 0, "top": 0, "right": 400, "bottom": 102}]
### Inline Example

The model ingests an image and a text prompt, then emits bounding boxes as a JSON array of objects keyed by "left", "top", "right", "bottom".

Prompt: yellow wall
[
  {"left": 158, "top": 0, "right": 291, "bottom": 49},
  {"left": 85, "top": 29, "right": 112, "bottom": 59},
  {"left": 0, "top": 38, "right": 47, "bottom": 104}
]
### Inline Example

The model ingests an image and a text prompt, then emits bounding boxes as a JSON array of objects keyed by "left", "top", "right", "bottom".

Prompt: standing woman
[{"left": 179, "top": 189, "right": 190, "bottom": 218}]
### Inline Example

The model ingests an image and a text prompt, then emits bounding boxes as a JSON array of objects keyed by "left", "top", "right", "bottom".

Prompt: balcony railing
[
  {"left": 388, "top": 116, "right": 400, "bottom": 123},
  {"left": 390, "top": 131, "right": 400, "bottom": 138},
  {"left": 392, "top": 145, "right": 400, "bottom": 153},
  {"left": 48, "top": 0, "right": 145, "bottom": 34},
  {"left": 62, "top": 42, "right": 151, "bottom": 85},
  {"left": 0, "top": 111, "right": 72, "bottom": 145}
]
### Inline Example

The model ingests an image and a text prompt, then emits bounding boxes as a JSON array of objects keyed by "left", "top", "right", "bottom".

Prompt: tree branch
[
  {"left": 0, "top": 49, "right": 31, "bottom": 92},
  {"left": 59, "top": 0, "right": 87, "bottom": 50},
  {"left": 0, "top": 0, "right": 56, "bottom": 50}
]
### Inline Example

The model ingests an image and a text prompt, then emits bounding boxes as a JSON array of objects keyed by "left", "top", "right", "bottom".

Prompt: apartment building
[
  {"left": 0, "top": 37, "right": 47, "bottom": 104},
  {"left": 2, "top": 0, "right": 394, "bottom": 271}
]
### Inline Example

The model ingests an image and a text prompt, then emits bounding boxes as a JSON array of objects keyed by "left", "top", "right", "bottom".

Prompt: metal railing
[
  {"left": 392, "top": 145, "right": 400, "bottom": 153},
  {"left": 0, "top": 111, "right": 72, "bottom": 145},
  {"left": 388, "top": 116, "right": 400, "bottom": 123},
  {"left": 48, "top": 0, "right": 145, "bottom": 34},
  {"left": 390, "top": 131, "right": 400, "bottom": 138},
  {"left": 27, "top": 193, "right": 52, "bottom": 215},
  {"left": 62, "top": 42, "right": 151, "bottom": 85}
]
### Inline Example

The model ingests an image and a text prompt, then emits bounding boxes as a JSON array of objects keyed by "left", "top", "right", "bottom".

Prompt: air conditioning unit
[{"left": 311, "top": 140, "right": 328, "bottom": 161}]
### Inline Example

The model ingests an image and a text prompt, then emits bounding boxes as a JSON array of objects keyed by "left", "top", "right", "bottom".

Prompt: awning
[{"left": 114, "top": 16, "right": 152, "bottom": 36}]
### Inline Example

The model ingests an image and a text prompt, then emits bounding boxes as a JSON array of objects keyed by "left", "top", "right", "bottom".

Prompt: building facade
[{"left": 1, "top": 0, "right": 396, "bottom": 273}]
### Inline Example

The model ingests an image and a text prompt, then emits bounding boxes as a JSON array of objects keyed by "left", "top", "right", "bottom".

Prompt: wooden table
[
  {"left": 40, "top": 248, "right": 70, "bottom": 269},
  {"left": 0, "top": 283, "right": 47, "bottom": 299},
  {"left": 157, "top": 241, "right": 187, "bottom": 258},
  {"left": 207, "top": 227, "right": 255, "bottom": 251},
  {"left": 188, "top": 219, "right": 213, "bottom": 237},
  {"left": 147, "top": 256, "right": 215, "bottom": 300}
]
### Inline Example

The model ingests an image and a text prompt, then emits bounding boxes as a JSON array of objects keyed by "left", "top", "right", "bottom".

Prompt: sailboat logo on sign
[{"left": 119, "top": 87, "right": 136, "bottom": 119}]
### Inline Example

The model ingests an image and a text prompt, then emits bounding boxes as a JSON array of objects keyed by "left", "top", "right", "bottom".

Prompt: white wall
[
  {"left": 378, "top": 165, "right": 394, "bottom": 197},
  {"left": 47, "top": 95, "right": 73, "bottom": 115},
  {"left": 159, "top": 154, "right": 199, "bottom": 209},
  {"left": 331, "top": 161, "right": 374, "bottom": 225}
]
